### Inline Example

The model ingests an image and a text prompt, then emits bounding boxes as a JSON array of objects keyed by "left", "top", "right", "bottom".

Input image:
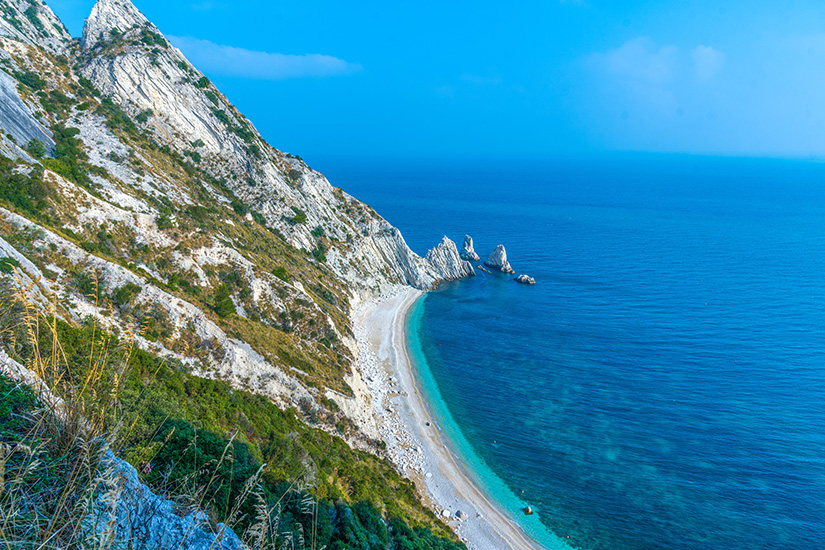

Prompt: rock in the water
[
  {"left": 515, "top": 274, "right": 536, "bottom": 285},
  {"left": 524, "top": 506, "right": 534, "bottom": 515},
  {"left": 460, "top": 234, "right": 480, "bottom": 261},
  {"left": 484, "top": 245, "right": 515, "bottom": 274}
]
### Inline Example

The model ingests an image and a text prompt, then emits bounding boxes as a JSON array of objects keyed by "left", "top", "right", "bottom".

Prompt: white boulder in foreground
[{"left": 484, "top": 245, "right": 515, "bottom": 274}]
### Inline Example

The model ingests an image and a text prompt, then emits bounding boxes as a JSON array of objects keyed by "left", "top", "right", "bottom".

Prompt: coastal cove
[
  {"left": 353, "top": 288, "right": 553, "bottom": 549},
  {"left": 325, "top": 155, "right": 825, "bottom": 550}
]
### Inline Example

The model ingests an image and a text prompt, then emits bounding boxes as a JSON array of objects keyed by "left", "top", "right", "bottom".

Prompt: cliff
[{"left": 0, "top": 0, "right": 471, "bottom": 547}]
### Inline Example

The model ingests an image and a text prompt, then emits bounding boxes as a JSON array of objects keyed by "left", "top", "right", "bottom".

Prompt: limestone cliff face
[
  {"left": 76, "top": 0, "right": 470, "bottom": 294},
  {"left": 460, "top": 234, "right": 480, "bottom": 262},
  {"left": 0, "top": 0, "right": 476, "bottom": 455},
  {"left": 0, "top": 0, "right": 71, "bottom": 53},
  {"left": 0, "top": 67, "right": 54, "bottom": 156},
  {"left": 485, "top": 244, "right": 515, "bottom": 274}
]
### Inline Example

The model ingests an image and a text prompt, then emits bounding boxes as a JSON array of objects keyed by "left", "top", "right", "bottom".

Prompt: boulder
[
  {"left": 515, "top": 274, "right": 536, "bottom": 285},
  {"left": 459, "top": 235, "right": 480, "bottom": 262},
  {"left": 484, "top": 245, "right": 514, "bottom": 274}
]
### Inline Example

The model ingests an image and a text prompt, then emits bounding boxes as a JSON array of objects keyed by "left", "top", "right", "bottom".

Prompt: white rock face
[
  {"left": 425, "top": 236, "right": 476, "bottom": 281},
  {"left": 82, "top": 0, "right": 152, "bottom": 50},
  {"left": 77, "top": 0, "right": 473, "bottom": 297},
  {"left": 484, "top": 244, "right": 515, "bottom": 274},
  {"left": 0, "top": 0, "right": 71, "bottom": 53},
  {"left": 89, "top": 452, "right": 244, "bottom": 550},
  {"left": 460, "top": 234, "right": 480, "bottom": 262},
  {"left": 0, "top": 68, "right": 54, "bottom": 155},
  {"left": 515, "top": 274, "right": 536, "bottom": 285}
]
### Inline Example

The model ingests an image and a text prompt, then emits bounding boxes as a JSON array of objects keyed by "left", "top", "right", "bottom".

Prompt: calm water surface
[{"left": 319, "top": 155, "right": 825, "bottom": 550}]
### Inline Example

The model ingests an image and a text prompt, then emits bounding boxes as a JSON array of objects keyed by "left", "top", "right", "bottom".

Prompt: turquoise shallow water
[{"left": 319, "top": 154, "right": 825, "bottom": 550}]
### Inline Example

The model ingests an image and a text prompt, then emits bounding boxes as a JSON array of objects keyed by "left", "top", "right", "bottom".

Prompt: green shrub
[
  {"left": 0, "top": 256, "right": 20, "bottom": 274},
  {"left": 212, "top": 109, "right": 230, "bottom": 125},
  {"left": 138, "top": 27, "right": 167, "bottom": 48},
  {"left": 212, "top": 283, "right": 236, "bottom": 318},
  {"left": 289, "top": 206, "right": 307, "bottom": 225},
  {"left": 135, "top": 109, "right": 152, "bottom": 124},
  {"left": 24, "top": 138, "right": 46, "bottom": 158},
  {"left": 155, "top": 207, "right": 174, "bottom": 229},
  {"left": 113, "top": 282, "right": 141, "bottom": 309},
  {"left": 14, "top": 70, "right": 45, "bottom": 90}
]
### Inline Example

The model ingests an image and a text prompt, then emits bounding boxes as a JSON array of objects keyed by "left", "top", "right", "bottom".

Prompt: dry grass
[{"left": 0, "top": 275, "right": 324, "bottom": 550}]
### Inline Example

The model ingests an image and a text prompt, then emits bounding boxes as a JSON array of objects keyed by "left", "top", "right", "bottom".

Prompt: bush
[
  {"left": 135, "top": 109, "right": 152, "bottom": 124},
  {"left": 155, "top": 207, "right": 174, "bottom": 229},
  {"left": 24, "top": 138, "right": 46, "bottom": 158},
  {"left": 289, "top": 206, "right": 307, "bottom": 225},
  {"left": 113, "top": 282, "right": 141, "bottom": 309},
  {"left": 43, "top": 125, "right": 88, "bottom": 185},
  {"left": 212, "top": 283, "right": 236, "bottom": 318},
  {"left": 272, "top": 265, "right": 289, "bottom": 281},
  {"left": 0, "top": 256, "right": 20, "bottom": 274},
  {"left": 14, "top": 70, "right": 45, "bottom": 90},
  {"left": 212, "top": 109, "right": 230, "bottom": 125}
]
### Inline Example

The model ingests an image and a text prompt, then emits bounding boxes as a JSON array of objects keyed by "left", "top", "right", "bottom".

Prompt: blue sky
[{"left": 46, "top": 0, "right": 825, "bottom": 161}]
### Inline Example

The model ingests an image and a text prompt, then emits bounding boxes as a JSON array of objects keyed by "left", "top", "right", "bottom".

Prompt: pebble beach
[{"left": 352, "top": 286, "right": 544, "bottom": 550}]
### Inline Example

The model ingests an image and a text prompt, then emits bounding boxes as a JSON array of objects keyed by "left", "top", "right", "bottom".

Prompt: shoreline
[{"left": 353, "top": 286, "right": 547, "bottom": 550}]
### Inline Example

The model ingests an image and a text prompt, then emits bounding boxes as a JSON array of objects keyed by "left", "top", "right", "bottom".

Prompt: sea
[{"left": 317, "top": 154, "right": 825, "bottom": 550}]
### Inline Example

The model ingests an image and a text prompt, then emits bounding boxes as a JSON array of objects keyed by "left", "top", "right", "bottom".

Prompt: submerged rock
[
  {"left": 484, "top": 245, "right": 515, "bottom": 274},
  {"left": 515, "top": 274, "right": 536, "bottom": 285},
  {"left": 460, "top": 235, "right": 480, "bottom": 262}
]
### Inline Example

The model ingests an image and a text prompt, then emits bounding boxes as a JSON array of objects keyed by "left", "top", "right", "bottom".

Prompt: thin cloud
[
  {"left": 691, "top": 45, "right": 724, "bottom": 81},
  {"left": 168, "top": 36, "right": 362, "bottom": 80},
  {"left": 596, "top": 36, "right": 679, "bottom": 85}
]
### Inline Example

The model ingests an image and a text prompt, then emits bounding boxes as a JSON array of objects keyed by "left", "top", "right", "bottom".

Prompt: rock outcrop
[
  {"left": 459, "top": 234, "right": 480, "bottom": 262},
  {"left": 484, "top": 245, "right": 514, "bottom": 274},
  {"left": 425, "top": 236, "right": 476, "bottom": 281},
  {"left": 515, "top": 274, "right": 536, "bottom": 285},
  {"left": 0, "top": 69, "right": 54, "bottom": 156},
  {"left": 76, "top": 0, "right": 471, "bottom": 294},
  {"left": 0, "top": 0, "right": 72, "bottom": 53},
  {"left": 89, "top": 452, "right": 244, "bottom": 550}
]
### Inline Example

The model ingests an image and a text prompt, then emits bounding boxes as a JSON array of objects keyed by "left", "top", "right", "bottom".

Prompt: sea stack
[
  {"left": 484, "top": 245, "right": 515, "bottom": 274},
  {"left": 460, "top": 234, "right": 480, "bottom": 261},
  {"left": 515, "top": 274, "right": 536, "bottom": 285}
]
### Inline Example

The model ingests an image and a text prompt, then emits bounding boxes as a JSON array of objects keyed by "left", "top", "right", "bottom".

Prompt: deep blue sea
[{"left": 318, "top": 154, "right": 825, "bottom": 550}]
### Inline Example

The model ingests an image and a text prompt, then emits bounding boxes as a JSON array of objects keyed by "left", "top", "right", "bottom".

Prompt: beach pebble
[
  {"left": 457, "top": 510, "right": 469, "bottom": 520},
  {"left": 441, "top": 509, "right": 452, "bottom": 518}
]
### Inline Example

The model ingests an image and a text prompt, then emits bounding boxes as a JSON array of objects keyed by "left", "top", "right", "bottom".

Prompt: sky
[{"left": 44, "top": 0, "right": 825, "bottom": 161}]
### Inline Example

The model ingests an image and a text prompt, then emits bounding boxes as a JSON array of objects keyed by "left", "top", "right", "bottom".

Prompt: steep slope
[
  {"left": 0, "top": 0, "right": 476, "bottom": 545},
  {"left": 0, "top": 0, "right": 71, "bottom": 52},
  {"left": 76, "top": 0, "right": 473, "bottom": 296},
  {"left": 0, "top": 0, "right": 475, "bottom": 460}
]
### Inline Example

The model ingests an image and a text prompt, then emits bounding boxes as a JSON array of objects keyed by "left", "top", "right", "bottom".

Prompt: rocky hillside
[{"left": 0, "top": 0, "right": 474, "bottom": 446}]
